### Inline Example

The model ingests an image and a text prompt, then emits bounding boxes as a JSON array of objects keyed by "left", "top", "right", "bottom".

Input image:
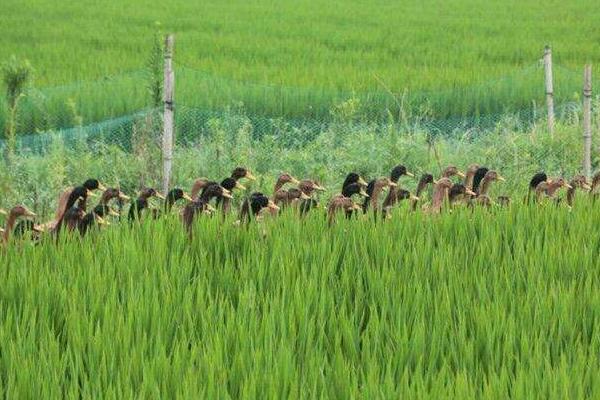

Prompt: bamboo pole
[
  {"left": 543, "top": 46, "right": 555, "bottom": 135},
  {"left": 162, "top": 34, "right": 175, "bottom": 195},
  {"left": 582, "top": 64, "right": 592, "bottom": 179}
]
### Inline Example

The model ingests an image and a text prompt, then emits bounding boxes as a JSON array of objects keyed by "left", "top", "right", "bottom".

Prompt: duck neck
[
  {"left": 464, "top": 172, "right": 476, "bottom": 191},
  {"left": 3, "top": 213, "right": 18, "bottom": 243},
  {"left": 546, "top": 182, "right": 562, "bottom": 197},
  {"left": 431, "top": 186, "right": 448, "bottom": 209},
  {"left": 566, "top": 185, "right": 576, "bottom": 206},
  {"left": 478, "top": 177, "right": 492, "bottom": 196},
  {"left": 369, "top": 184, "right": 385, "bottom": 208},
  {"left": 273, "top": 179, "right": 287, "bottom": 195},
  {"left": 415, "top": 180, "right": 429, "bottom": 197}
]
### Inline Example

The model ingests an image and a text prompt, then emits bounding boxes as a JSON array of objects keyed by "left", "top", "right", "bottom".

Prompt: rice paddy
[
  {"left": 1, "top": 203, "right": 599, "bottom": 398},
  {"left": 2, "top": 0, "right": 600, "bottom": 131}
]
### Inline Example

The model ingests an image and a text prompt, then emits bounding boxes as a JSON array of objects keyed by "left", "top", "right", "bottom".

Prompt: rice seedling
[{"left": 1, "top": 200, "right": 599, "bottom": 398}]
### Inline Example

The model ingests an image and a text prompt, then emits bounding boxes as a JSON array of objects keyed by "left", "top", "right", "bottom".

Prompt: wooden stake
[
  {"left": 543, "top": 46, "right": 555, "bottom": 135},
  {"left": 583, "top": 64, "right": 592, "bottom": 179},
  {"left": 162, "top": 34, "right": 175, "bottom": 195}
]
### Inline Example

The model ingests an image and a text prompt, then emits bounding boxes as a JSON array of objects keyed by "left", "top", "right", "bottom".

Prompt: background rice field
[
  {"left": 1, "top": 203, "right": 599, "bottom": 398},
  {"left": 2, "top": 0, "right": 600, "bottom": 130}
]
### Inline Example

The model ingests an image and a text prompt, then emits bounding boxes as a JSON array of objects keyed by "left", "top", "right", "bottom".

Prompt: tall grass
[{"left": 1, "top": 202, "right": 599, "bottom": 398}]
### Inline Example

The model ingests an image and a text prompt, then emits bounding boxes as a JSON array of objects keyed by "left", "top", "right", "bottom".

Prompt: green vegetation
[
  {"left": 1, "top": 0, "right": 599, "bottom": 133},
  {"left": 1, "top": 202, "right": 599, "bottom": 397}
]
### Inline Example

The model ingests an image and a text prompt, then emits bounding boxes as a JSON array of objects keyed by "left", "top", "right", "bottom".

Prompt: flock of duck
[{"left": 1, "top": 164, "right": 599, "bottom": 244}]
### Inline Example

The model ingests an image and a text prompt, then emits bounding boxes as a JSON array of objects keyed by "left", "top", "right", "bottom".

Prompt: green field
[
  {"left": 1, "top": 204, "right": 599, "bottom": 398},
  {"left": 1, "top": 0, "right": 600, "bottom": 132}
]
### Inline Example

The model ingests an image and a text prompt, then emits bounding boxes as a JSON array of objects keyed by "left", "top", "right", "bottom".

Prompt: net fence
[{"left": 0, "top": 61, "right": 598, "bottom": 216}]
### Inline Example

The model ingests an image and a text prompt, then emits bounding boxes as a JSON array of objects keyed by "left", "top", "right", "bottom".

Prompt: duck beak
[
  {"left": 235, "top": 182, "right": 247, "bottom": 190},
  {"left": 96, "top": 216, "right": 109, "bottom": 226},
  {"left": 315, "top": 184, "right": 326, "bottom": 191},
  {"left": 582, "top": 183, "right": 592, "bottom": 191},
  {"left": 565, "top": 183, "right": 573, "bottom": 189},
  {"left": 24, "top": 209, "right": 37, "bottom": 218},
  {"left": 183, "top": 193, "right": 194, "bottom": 202},
  {"left": 0, "top": 208, "right": 7, "bottom": 215},
  {"left": 98, "top": 183, "right": 107, "bottom": 191},
  {"left": 359, "top": 189, "right": 369, "bottom": 198},
  {"left": 155, "top": 192, "right": 166, "bottom": 200},
  {"left": 405, "top": 171, "right": 415, "bottom": 178},
  {"left": 222, "top": 189, "right": 233, "bottom": 199},
  {"left": 433, "top": 179, "right": 439, "bottom": 185},
  {"left": 497, "top": 175, "right": 506, "bottom": 182},
  {"left": 457, "top": 172, "right": 466, "bottom": 178},
  {"left": 300, "top": 192, "right": 311, "bottom": 200},
  {"left": 466, "top": 189, "right": 477, "bottom": 196},
  {"left": 290, "top": 177, "right": 300, "bottom": 185},
  {"left": 88, "top": 190, "right": 98, "bottom": 197},
  {"left": 33, "top": 224, "right": 45, "bottom": 233},
  {"left": 410, "top": 195, "right": 420, "bottom": 201},
  {"left": 389, "top": 181, "right": 398, "bottom": 187},
  {"left": 109, "top": 209, "right": 120, "bottom": 217},
  {"left": 268, "top": 200, "right": 280, "bottom": 211},
  {"left": 352, "top": 203, "right": 362, "bottom": 211},
  {"left": 358, "top": 177, "right": 368, "bottom": 186},
  {"left": 119, "top": 193, "right": 131, "bottom": 201},
  {"left": 205, "top": 204, "right": 216, "bottom": 213},
  {"left": 245, "top": 172, "right": 257, "bottom": 181}
]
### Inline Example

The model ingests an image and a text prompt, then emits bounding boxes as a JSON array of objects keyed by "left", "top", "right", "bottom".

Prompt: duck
[
  {"left": 272, "top": 173, "right": 300, "bottom": 206},
  {"left": 2, "top": 205, "right": 37, "bottom": 244},
  {"left": 182, "top": 184, "right": 230, "bottom": 235},
  {"left": 327, "top": 197, "right": 361, "bottom": 226},
  {"left": 362, "top": 177, "right": 397, "bottom": 214},
  {"left": 527, "top": 172, "right": 548, "bottom": 203},
  {"left": 341, "top": 172, "right": 368, "bottom": 191},
  {"left": 382, "top": 165, "right": 415, "bottom": 214},
  {"left": 565, "top": 175, "right": 591, "bottom": 207},
  {"left": 426, "top": 178, "right": 453, "bottom": 214},
  {"left": 164, "top": 188, "right": 194, "bottom": 213},
  {"left": 128, "top": 188, "right": 166, "bottom": 222},
  {"left": 230, "top": 167, "right": 257, "bottom": 182},
  {"left": 410, "top": 173, "right": 434, "bottom": 212},
  {"left": 384, "top": 189, "right": 419, "bottom": 219},
  {"left": 190, "top": 178, "right": 211, "bottom": 200},
  {"left": 449, "top": 183, "right": 476, "bottom": 206},
  {"left": 440, "top": 165, "right": 466, "bottom": 180},
  {"left": 216, "top": 178, "right": 246, "bottom": 214},
  {"left": 297, "top": 180, "right": 326, "bottom": 216},
  {"left": 472, "top": 167, "right": 489, "bottom": 195},
  {"left": 239, "top": 192, "right": 280, "bottom": 224},
  {"left": 535, "top": 177, "right": 572, "bottom": 203},
  {"left": 78, "top": 208, "right": 109, "bottom": 237}
]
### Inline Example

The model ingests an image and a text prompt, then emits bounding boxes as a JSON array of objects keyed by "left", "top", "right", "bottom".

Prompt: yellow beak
[
  {"left": 25, "top": 209, "right": 37, "bottom": 218},
  {"left": 405, "top": 171, "right": 415, "bottom": 178},
  {"left": 457, "top": 172, "right": 466, "bottom": 178},
  {"left": 222, "top": 189, "right": 233, "bottom": 199},
  {"left": 88, "top": 190, "right": 98, "bottom": 197},
  {"left": 300, "top": 192, "right": 311, "bottom": 200},
  {"left": 245, "top": 172, "right": 257, "bottom": 181},
  {"left": 0, "top": 208, "right": 7, "bottom": 216},
  {"left": 466, "top": 189, "right": 477, "bottom": 196},
  {"left": 109, "top": 209, "right": 120, "bottom": 217},
  {"left": 410, "top": 195, "right": 420, "bottom": 201},
  {"left": 183, "top": 193, "right": 193, "bottom": 202},
  {"left": 315, "top": 184, "right": 326, "bottom": 191},
  {"left": 359, "top": 189, "right": 369, "bottom": 198},
  {"left": 155, "top": 192, "right": 166, "bottom": 200},
  {"left": 497, "top": 175, "right": 506, "bottom": 182},
  {"left": 268, "top": 200, "right": 280, "bottom": 211},
  {"left": 95, "top": 216, "right": 108, "bottom": 225},
  {"left": 98, "top": 183, "right": 107, "bottom": 191},
  {"left": 582, "top": 183, "right": 592, "bottom": 191},
  {"left": 235, "top": 182, "right": 247, "bottom": 190},
  {"left": 206, "top": 204, "right": 217, "bottom": 212},
  {"left": 565, "top": 183, "right": 573, "bottom": 189},
  {"left": 389, "top": 181, "right": 398, "bottom": 187},
  {"left": 358, "top": 177, "right": 368, "bottom": 186},
  {"left": 290, "top": 177, "right": 300, "bottom": 185},
  {"left": 119, "top": 193, "right": 131, "bottom": 201}
]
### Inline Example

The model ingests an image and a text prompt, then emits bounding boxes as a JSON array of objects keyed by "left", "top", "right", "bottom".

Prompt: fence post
[
  {"left": 583, "top": 64, "right": 592, "bottom": 179},
  {"left": 162, "top": 34, "right": 175, "bottom": 195},
  {"left": 543, "top": 46, "right": 555, "bottom": 135}
]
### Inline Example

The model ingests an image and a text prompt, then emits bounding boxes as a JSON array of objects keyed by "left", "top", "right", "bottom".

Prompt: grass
[
  {"left": 1, "top": 202, "right": 599, "bottom": 397},
  {"left": 1, "top": 0, "right": 600, "bottom": 132}
]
